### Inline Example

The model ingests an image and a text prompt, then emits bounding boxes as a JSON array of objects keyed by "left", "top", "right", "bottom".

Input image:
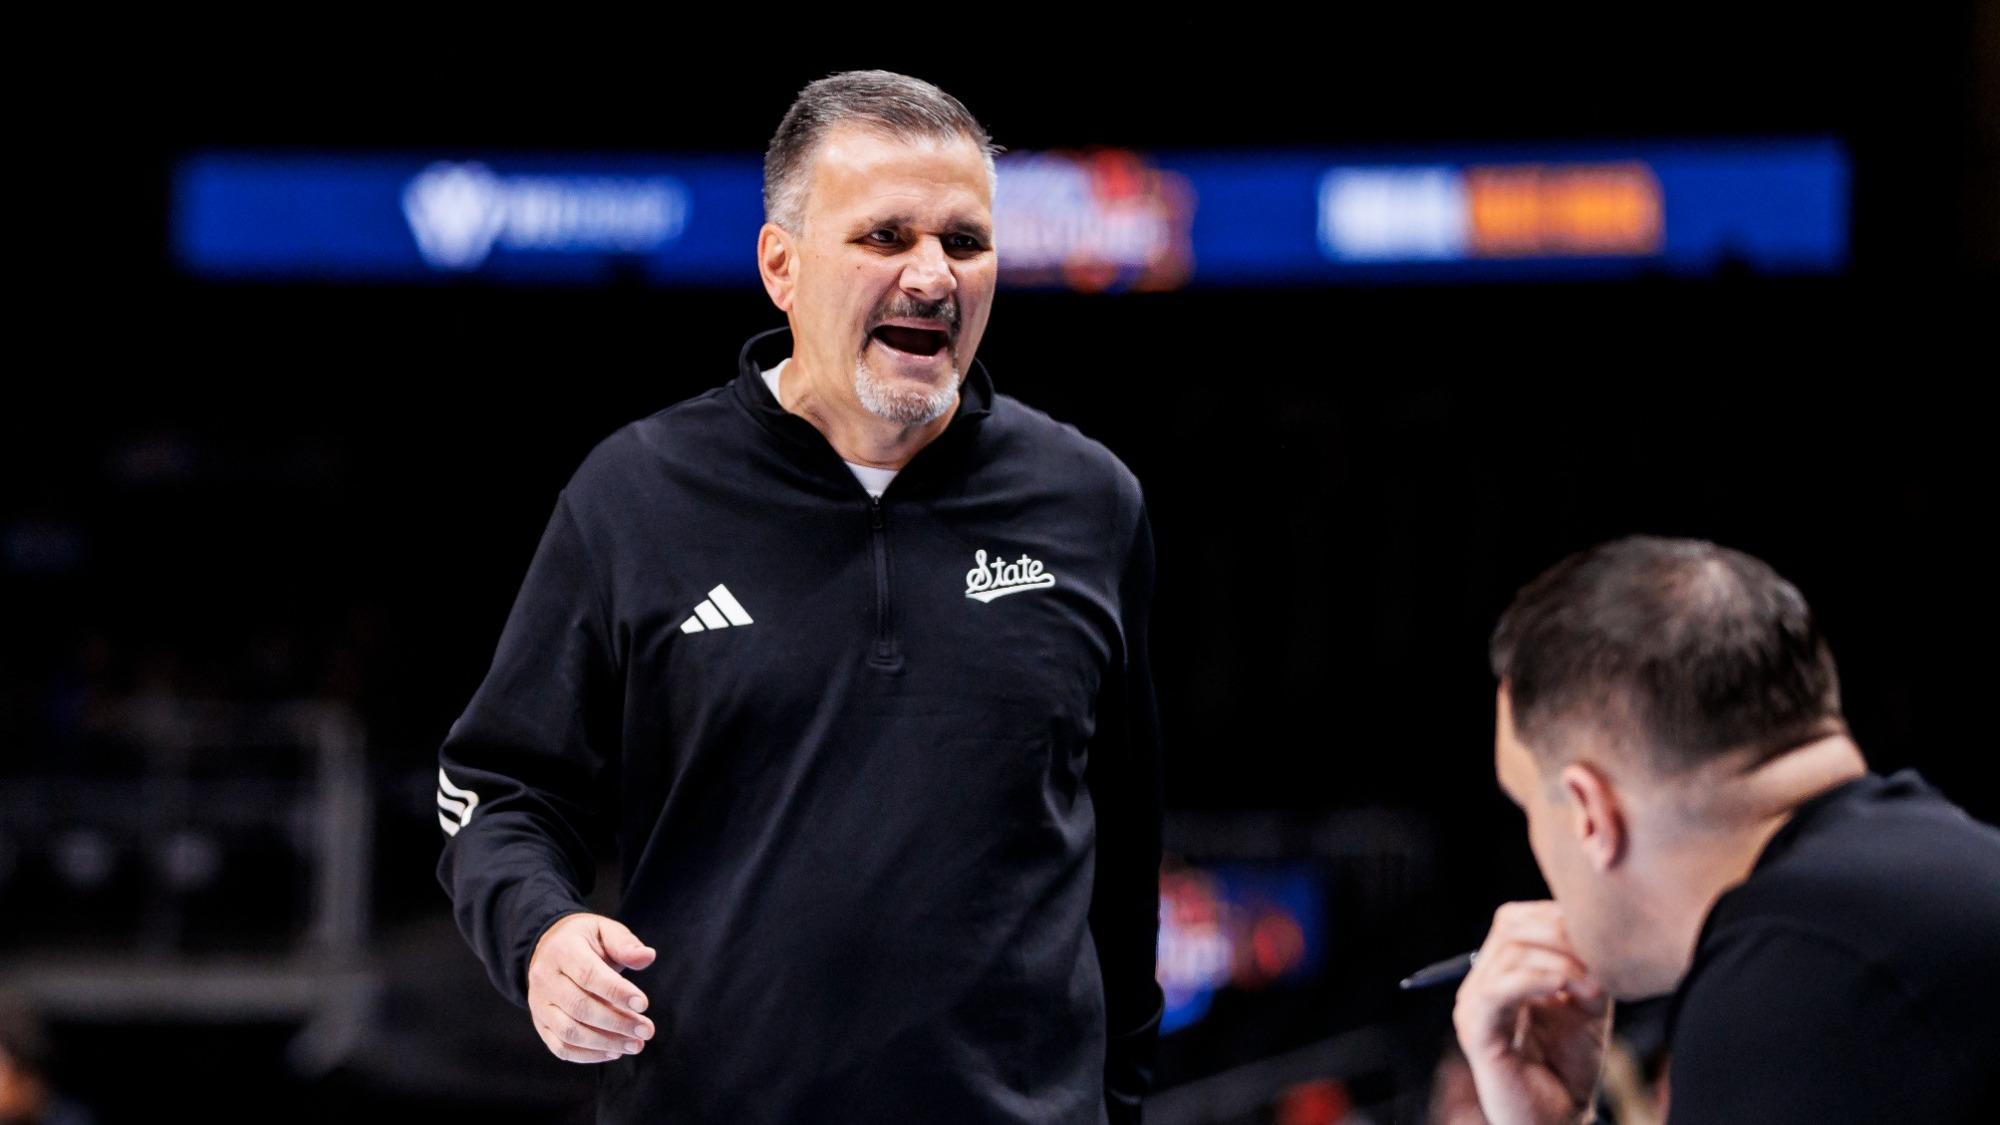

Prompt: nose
[{"left": 899, "top": 236, "right": 957, "bottom": 301}]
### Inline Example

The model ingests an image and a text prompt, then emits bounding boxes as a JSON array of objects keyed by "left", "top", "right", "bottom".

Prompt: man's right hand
[
  {"left": 1451, "top": 901, "right": 1612, "bottom": 1125},
  {"left": 527, "top": 912, "right": 657, "bottom": 1063}
]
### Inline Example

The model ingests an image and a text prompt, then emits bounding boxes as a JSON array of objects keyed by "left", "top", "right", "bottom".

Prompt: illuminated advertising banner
[
  {"left": 174, "top": 139, "right": 1844, "bottom": 288},
  {"left": 1199, "top": 140, "right": 1845, "bottom": 282},
  {"left": 177, "top": 155, "right": 757, "bottom": 283},
  {"left": 1157, "top": 862, "right": 1326, "bottom": 1034}
]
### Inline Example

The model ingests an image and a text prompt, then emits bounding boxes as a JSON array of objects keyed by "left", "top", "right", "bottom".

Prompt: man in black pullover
[
  {"left": 1452, "top": 537, "right": 1999, "bottom": 1123},
  {"left": 435, "top": 70, "right": 1165, "bottom": 1123}
]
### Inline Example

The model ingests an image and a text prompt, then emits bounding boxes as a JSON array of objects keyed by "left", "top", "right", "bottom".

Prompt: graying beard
[{"left": 853, "top": 352, "right": 959, "bottom": 426}]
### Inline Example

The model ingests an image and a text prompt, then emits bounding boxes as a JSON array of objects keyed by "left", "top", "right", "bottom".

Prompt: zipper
[{"left": 867, "top": 495, "right": 900, "bottom": 668}]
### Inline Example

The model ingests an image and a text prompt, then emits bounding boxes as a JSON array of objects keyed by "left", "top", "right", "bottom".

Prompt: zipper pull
[{"left": 869, "top": 494, "right": 884, "bottom": 529}]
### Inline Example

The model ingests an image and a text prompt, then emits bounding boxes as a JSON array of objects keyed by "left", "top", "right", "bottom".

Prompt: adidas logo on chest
[{"left": 679, "top": 584, "right": 754, "bottom": 633}]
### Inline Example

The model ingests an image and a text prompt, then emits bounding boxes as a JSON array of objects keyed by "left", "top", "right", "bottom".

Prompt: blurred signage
[
  {"left": 175, "top": 138, "right": 1844, "bottom": 287},
  {"left": 992, "top": 149, "right": 1194, "bottom": 291},
  {"left": 175, "top": 154, "right": 758, "bottom": 284},
  {"left": 1319, "top": 161, "right": 1664, "bottom": 261},
  {"left": 1156, "top": 861, "right": 1325, "bottom": 1034},
  {"left": 401, "top": 162, "right": 689, "bottom": 270}
]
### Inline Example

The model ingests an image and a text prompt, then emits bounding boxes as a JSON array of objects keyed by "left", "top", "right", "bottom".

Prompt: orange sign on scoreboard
[{"left": 1466, "top": 161, "right": 1664, "bottom": 256}]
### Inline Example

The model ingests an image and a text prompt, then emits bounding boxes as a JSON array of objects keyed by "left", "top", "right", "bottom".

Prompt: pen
[{"left": 1398, "top": 950, "right": 1478, "bottom": 990}]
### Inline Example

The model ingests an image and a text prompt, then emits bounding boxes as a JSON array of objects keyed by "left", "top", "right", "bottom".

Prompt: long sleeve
[
  {"left": 435, "top": 488, "right": 621, "bottom": 1009},
  {"left": 1087, "top": 493, "right": 1167, "bottom": 1124}
]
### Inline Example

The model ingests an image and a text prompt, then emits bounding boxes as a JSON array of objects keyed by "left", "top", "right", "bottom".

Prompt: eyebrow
[{"left": 850, "top": 213, "right": 993, "bottom": 242}]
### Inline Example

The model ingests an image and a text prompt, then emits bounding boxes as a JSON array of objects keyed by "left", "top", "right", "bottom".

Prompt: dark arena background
[{"left": 5, "top": 17, "right": 1995, "bottom": 1124}]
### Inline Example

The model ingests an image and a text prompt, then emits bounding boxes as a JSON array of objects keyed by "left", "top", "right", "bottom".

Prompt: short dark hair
[
  {"left": 763, "top": 70, "right": 1000, "bottom": 233},
  {"left": 1490, "top": 536, "right": 1845, "bottom": 775}
]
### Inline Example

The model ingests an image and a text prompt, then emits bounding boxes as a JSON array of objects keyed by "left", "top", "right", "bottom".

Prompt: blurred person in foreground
[
  {"left": 1454, "top": 536, "right": 1999, "bottom": 1123},
  {"left": 0, "top": 994, "right": 93, "bottom": 1125},
  {"left": 434, "top": 69, "right": 1164, "bottom": 1123}
]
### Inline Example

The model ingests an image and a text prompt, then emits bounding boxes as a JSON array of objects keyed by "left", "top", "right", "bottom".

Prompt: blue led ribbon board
[{"left": 174, "top": 139, "right": 1845, "bottom": 288}]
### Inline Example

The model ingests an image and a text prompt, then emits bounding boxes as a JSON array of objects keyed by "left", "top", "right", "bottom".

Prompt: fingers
[
  {"left": 533, "top": 968, "right": 658, "bottom": 1064},
  {"left": 1463, "top": 956, "right": 1602, "bottom": 1039},
  {"left": 538, "top": 996, "right": 648, "bottom": 1059},
  {"left": 564, "top": 941, "right": 652, "bottom": 1016},
  {"left": 557, "top": 974, "right": 657, "bottom": 1042},
  {"left": 1450, "top": 900, "right": 1615, "bottom": 1121},
  {"left": 598, "top": 917, "right": 659, "bottom": 972},
  {"left": 1470, "top": 902, "right": 1604, "bottom": 1001},
  {"left": 1478, "top": 901, "right": 1580, "bottom": 960},
  {"left": 1486, "top": 945, "right": 1597, "bottom": 1000},
  {"left": 1453, "top": 901, "right": 1608, "bottom": 1054},
  {"left": 525, "top": 913, "right": 658, "bottom": 1064}
]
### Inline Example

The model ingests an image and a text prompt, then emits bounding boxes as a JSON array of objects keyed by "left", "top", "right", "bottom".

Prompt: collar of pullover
[{"left": 731, "top": 325, "right": 996, "bottom": 493}]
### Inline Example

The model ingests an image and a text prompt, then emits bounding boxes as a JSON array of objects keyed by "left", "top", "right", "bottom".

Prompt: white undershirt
[{"left": 763, "top": 358, "right": 899, "bottom": 499}]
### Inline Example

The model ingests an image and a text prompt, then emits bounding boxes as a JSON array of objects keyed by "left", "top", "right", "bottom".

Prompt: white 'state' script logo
[{"left": 964, "top": 549, "right": 1057, "bottom": 603}]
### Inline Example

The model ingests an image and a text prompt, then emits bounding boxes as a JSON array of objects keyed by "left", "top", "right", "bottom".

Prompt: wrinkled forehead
[{"left": 804, "top": 126, "right": 993, "bottom": 224}]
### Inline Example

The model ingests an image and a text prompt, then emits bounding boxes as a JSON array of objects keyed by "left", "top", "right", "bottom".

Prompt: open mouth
[{"left": 870, "top": 325, "right": 951, "bottom": 358}]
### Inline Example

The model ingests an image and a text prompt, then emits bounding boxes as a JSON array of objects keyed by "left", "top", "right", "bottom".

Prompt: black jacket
[{"left": 436, "top": 326, "right": 1166, "bottom": 1123}]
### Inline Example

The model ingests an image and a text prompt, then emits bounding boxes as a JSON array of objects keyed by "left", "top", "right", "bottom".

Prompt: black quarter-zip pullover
[{"left": 437, "top": 326, "right": 1165, "bottom": 1124}]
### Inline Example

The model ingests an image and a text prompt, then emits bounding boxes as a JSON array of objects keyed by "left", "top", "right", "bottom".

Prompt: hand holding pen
[{"left": 1403, "top": 902, "right": 1612, "bottom": 1125}]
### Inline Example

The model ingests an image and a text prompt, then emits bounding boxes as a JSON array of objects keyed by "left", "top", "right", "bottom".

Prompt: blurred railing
[{"left": 0, "top": 698, "right": 376, "bottom": 1076}]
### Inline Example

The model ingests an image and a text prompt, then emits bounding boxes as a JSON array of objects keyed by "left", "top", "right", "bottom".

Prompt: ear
[
  {"left": 1558, "top": 761, "right": 1627, "bottom": 872},
  {"left": 757, "top": 222, "right": 796, "bottom": 312}
]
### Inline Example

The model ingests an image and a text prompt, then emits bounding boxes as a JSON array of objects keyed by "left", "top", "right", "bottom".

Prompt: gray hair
[{"left": 763, "top": 70, "right": 1001, "bottom": 234}]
